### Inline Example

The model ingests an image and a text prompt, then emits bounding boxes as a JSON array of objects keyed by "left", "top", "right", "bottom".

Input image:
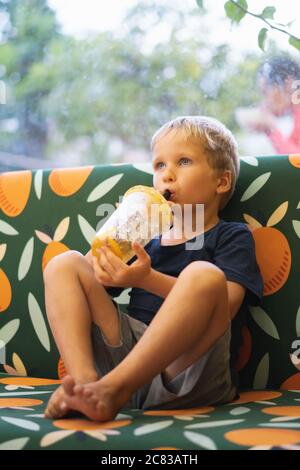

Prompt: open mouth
[{"left": 163, "top": 189, "right": 175, "bottom": 200}]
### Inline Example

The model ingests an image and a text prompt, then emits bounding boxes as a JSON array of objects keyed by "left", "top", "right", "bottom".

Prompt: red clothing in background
[{"left": 268, "top": 106, "right": 300, "bottom": 154}]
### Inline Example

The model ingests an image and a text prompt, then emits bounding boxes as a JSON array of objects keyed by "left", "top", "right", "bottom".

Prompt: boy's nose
[{"left": 163, "top": 169, "right": 176, "bottom": 182}]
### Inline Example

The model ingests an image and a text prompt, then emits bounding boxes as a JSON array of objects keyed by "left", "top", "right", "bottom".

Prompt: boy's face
[{"left": 152, "top": 129, "right": 228, "bottom": 210}]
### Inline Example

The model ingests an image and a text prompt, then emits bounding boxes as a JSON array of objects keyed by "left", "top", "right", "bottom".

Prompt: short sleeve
[{"left": 212, "top": 223, "right": 264, "bottom": 306}]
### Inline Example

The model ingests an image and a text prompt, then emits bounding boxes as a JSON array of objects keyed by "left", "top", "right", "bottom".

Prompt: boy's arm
[
  {"left": 137, "top": 268, "right": 177, "bottom": 298},
  {"left": 227, "top": 281, "right": 245, "bottom": 320}
]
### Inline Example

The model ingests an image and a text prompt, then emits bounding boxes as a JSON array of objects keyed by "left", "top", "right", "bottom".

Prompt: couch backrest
[{"left": 0, "top": 156, "right": 299, "bottom": 389}]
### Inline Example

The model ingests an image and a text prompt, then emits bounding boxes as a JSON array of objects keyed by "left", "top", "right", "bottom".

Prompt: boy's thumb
[
  {"left": 133, "top": 241, "right": 145, "bottom": 256},
  {"left": 133, "top": 240, "right": 141, "bottom": 250}
]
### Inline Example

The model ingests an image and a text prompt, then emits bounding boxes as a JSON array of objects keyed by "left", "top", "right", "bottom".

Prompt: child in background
[{"left": 237, "top": 56, "right": 300, "bottom": 155}]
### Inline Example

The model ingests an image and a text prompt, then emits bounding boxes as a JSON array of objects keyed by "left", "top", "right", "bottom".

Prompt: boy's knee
[
  {"left": 43, "top": 250, "right": 83, "bottom": 282},
  {"left": 181, "top": 261, "right": 226, "bottom": 287}
]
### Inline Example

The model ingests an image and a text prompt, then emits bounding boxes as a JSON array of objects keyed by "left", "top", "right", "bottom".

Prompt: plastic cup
[{"left": 91, "top": 185, "right": 173, "bottom": 263}]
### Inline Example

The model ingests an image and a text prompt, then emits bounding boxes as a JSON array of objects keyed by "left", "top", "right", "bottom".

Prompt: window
[{"left": 1, "top": 0, "right": 299, "bottom": 171}]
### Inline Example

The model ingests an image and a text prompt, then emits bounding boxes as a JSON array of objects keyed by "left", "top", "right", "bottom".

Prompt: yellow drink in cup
[{"left": 91, "top": 185, "right": 173, "bottom": 263}]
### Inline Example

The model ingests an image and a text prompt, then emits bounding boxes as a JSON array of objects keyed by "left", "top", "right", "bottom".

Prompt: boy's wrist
[
  {"left": 134, "top": 268, "right": 177, "bottom": 298},
  {"left": 134, "top": 268, "right": 155, "bottom": 289}
]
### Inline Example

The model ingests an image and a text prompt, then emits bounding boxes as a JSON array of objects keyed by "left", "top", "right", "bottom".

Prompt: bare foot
[
  {"left": 61, "top": 375, "right": 132, "bottom": 421},
  {"left": 44, "top": 375, "right": 97, "bottom": 419},
  {"left": 44, "top": 376, "right": 75, "bottom": 419}
]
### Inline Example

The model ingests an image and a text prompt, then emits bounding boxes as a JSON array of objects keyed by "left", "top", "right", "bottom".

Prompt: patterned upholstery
[{"left": 0, "top": 155, "right": 299, "bottom": 450}]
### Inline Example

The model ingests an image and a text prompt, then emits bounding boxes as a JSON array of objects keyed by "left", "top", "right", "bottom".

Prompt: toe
[
  {"left": 62, "top": 394, "right": 77, "bottom": 411},
  {"left": 96, "top": 400, "right": 105, "bottom": 411},
  {"left": 51, "top": 404, "right": 61, "bottom": 418},
  {"left": 90, "top": 394, "right": 101, "bottom": 407},
  {"left": 74, "top": 384, "right": 84, "bottom": 395},
  {"left": 59, "top": 401, "right": 69, "bottom": 413},
  {"left": 45, "top": 405, "right": 54, "bottom": 419},
  {"left": 62, "top": 375, "right": 76, "bottom": 396},
  {"left": 83, "top": 388, "right": 93, "bottom": 398}
]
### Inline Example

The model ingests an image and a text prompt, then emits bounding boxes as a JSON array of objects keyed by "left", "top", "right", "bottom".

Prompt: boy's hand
[{"left": 92, "top": 240, "right": 151, "bottom": 288}]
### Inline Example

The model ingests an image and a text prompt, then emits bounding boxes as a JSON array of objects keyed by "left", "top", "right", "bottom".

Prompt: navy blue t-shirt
[{"left": 106, "top": 219, "right": 264, "bottom": 384}]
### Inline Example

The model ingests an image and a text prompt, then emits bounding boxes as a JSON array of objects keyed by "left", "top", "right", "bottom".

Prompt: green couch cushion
[
  {"left": 0, "top": 156, "right": 300, "bottom": 391},
  {"left": 0, "top": 373, "right": 300, "bottom": 450}
]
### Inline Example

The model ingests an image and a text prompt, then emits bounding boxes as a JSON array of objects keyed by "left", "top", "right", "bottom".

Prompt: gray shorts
[{"left": 91, "top": 303, "right": 237, "bottom": 411}]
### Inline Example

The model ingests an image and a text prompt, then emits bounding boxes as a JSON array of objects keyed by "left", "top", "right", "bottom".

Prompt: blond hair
[{"left": 151, "top": 116, "right": 240, "bottom": 210}]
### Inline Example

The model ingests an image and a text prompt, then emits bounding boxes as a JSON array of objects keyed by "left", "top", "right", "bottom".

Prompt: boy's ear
[{"left": 216, "top": 170, "right": 232, "bottom": 195}]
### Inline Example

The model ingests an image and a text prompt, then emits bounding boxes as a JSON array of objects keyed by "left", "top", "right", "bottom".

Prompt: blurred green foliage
[
  {"left": 0, "top": 0, "right": 285, "bottom": 166},
  {"left": 218, "top": 0, "right": 300, "bottom": 52}
]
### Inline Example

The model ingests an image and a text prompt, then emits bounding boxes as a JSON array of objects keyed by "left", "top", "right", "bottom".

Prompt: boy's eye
[
  {"left": 180, "top": 157, "right": 191, "bottom": 165},
  {"left": 154, "top": 158, "right": 191, "bottom": 169}
]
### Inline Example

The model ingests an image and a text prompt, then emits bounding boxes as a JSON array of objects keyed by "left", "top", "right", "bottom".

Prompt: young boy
[{"left": 44, "top": 116, "right": 263, "bottom": 421}]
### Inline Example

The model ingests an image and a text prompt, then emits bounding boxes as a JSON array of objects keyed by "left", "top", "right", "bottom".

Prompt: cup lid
[{"left": 124, "top": 185, "right": 169, "bottom": 205}]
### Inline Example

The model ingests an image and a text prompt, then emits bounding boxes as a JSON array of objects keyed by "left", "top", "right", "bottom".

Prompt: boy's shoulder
[
  {"left": 212, "top": 219, "right": 254, "bottom": 248},
  {"left": 214, "top": 219, "right": 252, "bottom": 237}
]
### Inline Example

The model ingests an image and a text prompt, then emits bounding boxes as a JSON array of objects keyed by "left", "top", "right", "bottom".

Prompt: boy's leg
[
  {"left": 43, "top": 250, "right": 122, "bottom": 418},
  {"left": 61, "top": 260, "right": 230, "bottom": 421}
]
